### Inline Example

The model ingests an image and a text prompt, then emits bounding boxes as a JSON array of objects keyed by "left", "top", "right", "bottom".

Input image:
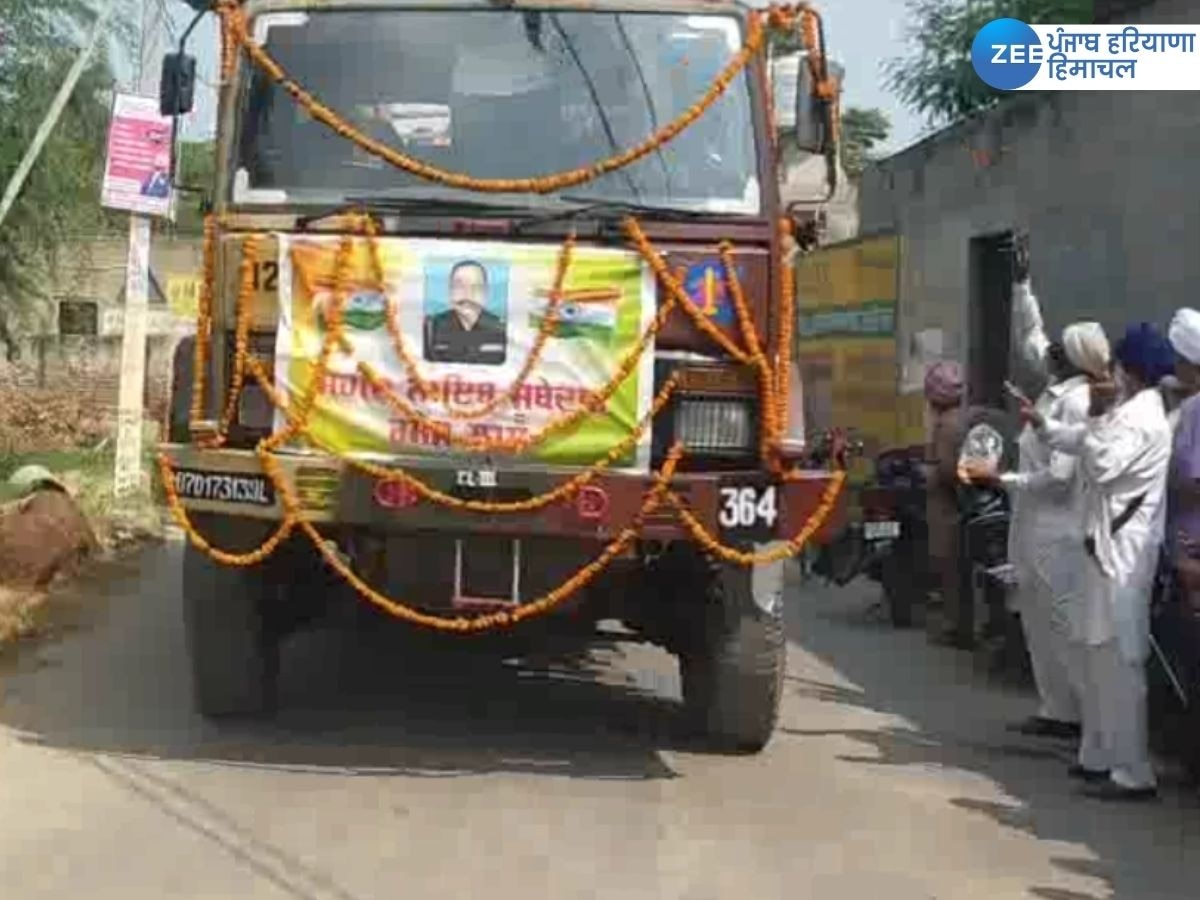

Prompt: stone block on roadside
[{"left": 0, "top": 489, "right": 100, "bottom": 589}]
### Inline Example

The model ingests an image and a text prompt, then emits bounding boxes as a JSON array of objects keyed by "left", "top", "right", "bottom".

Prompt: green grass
[{"left": 0, "top": 443, "right": 165, "bottom": 524}]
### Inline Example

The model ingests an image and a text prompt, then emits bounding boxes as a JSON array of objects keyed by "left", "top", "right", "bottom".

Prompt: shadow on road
[
  {"left": 781, "top": 577, "right": 1200, "bottom": 900},
  {"left": 0, "top": 543, "right": 683, "bottom": 782}
]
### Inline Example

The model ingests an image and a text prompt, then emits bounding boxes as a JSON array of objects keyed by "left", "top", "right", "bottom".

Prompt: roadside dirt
[{"left": 0, "top": 487, "right": 160, "bottom": 652}]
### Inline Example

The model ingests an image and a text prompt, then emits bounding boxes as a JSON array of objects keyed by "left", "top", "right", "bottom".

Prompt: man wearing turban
[
  {"left": 1025, "top": 322, "right": 1174, "bottom": 801},
  {"left": 1166, "top": 308, "right": 1200, "bottom": 558},
  {"left": 964, "top": 238, "right": 1110, "bottom": 739},
  {"left": 923, "top": 360, "right": 968, "bottom": 645}
]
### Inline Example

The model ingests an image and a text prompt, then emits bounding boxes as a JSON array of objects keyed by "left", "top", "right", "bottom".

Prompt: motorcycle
[
  {"left": 810, "top": 442, "right": 929, "bottom": 627},
  {"left": 867, "top": 445, "right": 930, "bottom": 628}
]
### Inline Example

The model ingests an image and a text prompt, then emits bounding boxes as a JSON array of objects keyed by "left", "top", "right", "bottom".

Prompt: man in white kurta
[
  {"left": 999, "top": 276, "right": 1110, "bottom": 737},
  {"left": 1032, "top": 323, "right": 1174, "bottom": 800}
]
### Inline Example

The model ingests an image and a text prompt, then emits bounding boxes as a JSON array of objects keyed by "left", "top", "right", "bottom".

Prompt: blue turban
[{"left": 1113, "top": 322, "right": 1175, "bottom": 387}]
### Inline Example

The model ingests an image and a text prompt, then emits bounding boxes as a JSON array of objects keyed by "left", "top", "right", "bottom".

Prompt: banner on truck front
[{"left": 273, "top": 236, "right": 656, "bottom": 470}]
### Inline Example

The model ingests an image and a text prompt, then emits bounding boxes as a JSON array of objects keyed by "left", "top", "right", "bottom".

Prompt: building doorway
[{"left": 968, "top": 232, "right": 1014, "bottom": 408}]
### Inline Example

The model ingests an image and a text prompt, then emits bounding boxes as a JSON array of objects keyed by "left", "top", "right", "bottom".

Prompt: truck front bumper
[{"left": 159, "top": 445, "right": 846, "bottom": 548}]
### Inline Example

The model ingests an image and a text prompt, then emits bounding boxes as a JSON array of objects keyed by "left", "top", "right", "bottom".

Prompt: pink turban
[{"left": 924, "top": 360, "right": 964, "bottom": 408}]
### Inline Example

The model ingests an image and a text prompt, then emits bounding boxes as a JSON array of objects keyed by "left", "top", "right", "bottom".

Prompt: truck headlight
[{"left": 674, "top": 397, "right": 753, "bottom": 455}]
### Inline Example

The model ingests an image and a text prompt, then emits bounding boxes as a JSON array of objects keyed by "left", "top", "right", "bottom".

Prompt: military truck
[{"left": 158, "top": 0, "right": 845, "bottom": 752}]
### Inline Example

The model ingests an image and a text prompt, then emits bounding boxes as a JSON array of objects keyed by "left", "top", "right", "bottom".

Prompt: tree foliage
[
  {"left": 887, "top": 0, "right": 1093, "bottom": 125},
  {"left": 840, "top": 107, "right": 891, "bottom": 178},
  {"left": 0, "top": 0, "right": 132, "bottom": 356}
]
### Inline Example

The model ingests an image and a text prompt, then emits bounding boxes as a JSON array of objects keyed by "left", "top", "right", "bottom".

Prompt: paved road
[{"left": 0, "top": 540, "right": 1197, "bottom": 899}]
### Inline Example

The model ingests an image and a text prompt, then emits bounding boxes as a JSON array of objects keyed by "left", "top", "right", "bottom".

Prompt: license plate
[
  {"left": 863, "top": 520, "right": 900, "bottom": 540},
  {"left": 172, "top": 468, "right": 275, "bottom": 507},
  {"left": 717, "top": 478, "right": 778, "bottom": 543},
  {"left": 452, "top": 537, "right": 522, "bottom": 610}
]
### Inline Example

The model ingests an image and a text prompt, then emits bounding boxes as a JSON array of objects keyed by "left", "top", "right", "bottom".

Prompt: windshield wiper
[
  {"left": 512, "top": 198, "right": 722, "bottom": 234},
  {"left": 297, "top": 194, "right": 526, "bottom": 230}
]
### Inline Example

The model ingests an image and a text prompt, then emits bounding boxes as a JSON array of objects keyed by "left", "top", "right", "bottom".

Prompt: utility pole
[
  {"left": 0, "top": 0, "right": 118, "bottom": 231},
  {"left": 113, "top": 0, "right": 167, "bottom": 503}
]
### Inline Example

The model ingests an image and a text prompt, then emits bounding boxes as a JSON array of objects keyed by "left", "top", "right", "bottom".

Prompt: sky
[
  {"left": 819, "top": 0, "right": 933, "bottom": 153},
  {"left": 157, "top": 0, "right": 932, "bottom": 156}
]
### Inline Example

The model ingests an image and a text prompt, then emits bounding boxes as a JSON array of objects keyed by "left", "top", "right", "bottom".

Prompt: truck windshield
[{"left": 233, "top": 8, "right": 760, "bottom": 215}]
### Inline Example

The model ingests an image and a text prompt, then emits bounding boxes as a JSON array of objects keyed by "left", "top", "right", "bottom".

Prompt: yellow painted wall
[{"left": 795, "top": 234, "right": 924, "bottom": 482}]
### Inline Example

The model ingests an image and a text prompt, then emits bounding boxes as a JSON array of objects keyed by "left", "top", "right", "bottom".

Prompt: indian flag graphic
[{"left": 530, "top": 286, "right": 621, "bottom": 341}]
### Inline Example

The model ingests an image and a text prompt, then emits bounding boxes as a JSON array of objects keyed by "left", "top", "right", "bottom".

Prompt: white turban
[
  {"left": 1168, "top": 307, "right": 1200, "bottom": 365},
  {"left": 1061, "top": 321, "right": 1110, "bottom": 380}
]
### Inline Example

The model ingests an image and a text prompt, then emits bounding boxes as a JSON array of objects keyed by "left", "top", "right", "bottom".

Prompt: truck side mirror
[
  {"left": 160, "top": 52, "right": 197, "bottom": 117},
  {"left": 794, "top": 58, "right": 838, "bottom": 157}
]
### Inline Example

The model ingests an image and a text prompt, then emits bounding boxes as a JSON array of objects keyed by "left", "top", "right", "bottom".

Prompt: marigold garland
[
  {"left": 275, "top": 444, "right": 685, "bottom": 633},
  {"left": 360, "top": 215, "right": 576, "bottom": 421},
  {"left": 282, "top": 217, "right": 647, "bottom": 459},
  {"left": 164, "top": 0, "right": 848, "bottom": 631},
  {"left": 199, "top": 235, "right": 260, "bottom": 449},
  {"left": 219, "top": 1, "right": 769, "bottom": 195},
  {"left": 668, "top": 469, "right": 846, "bottom": 566},
  {"left": 774, "top": 216, "right": 797, "bottom": 446},
  {"left": 217, "top": 2, "right": 835, "bottom": 194},
  {"left": 623, "top": 217, "right": 753, "bottom": 366},
  {"left": 158, "top": 451, "right": 297, "bottom": 567},
  {"left": 353, "top": 273, "right": 678, "bottom": 455},
  {"left": 267, "top": 234, "right": 354, "bottom": 451},
  {"left": 175, "top": 215, "right": 821, "bottom": 515},
  {"left": 719, "top": 239, "right": 778, "bottom": 459},
  {"left": 189, "top": 214, "right": 217, "bottom": 429},
  {"left": 246, "top": 352, "right": 678, "bottom": 515},
  {"left": 182, "top": 215, "right": 808, "bottom": 488}
]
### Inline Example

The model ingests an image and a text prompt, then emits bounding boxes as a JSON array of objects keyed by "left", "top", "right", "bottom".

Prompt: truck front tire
[
  {"left": 182, "top": 528, "right": 280, "bottom": 719},
  {"left": 675, "top": 550, "right": 787, "bottom": 754}
]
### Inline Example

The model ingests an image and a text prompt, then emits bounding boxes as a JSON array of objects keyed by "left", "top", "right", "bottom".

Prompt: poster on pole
[
  {"left": 100, "top": 93, "right": 174, "bottom": 218},
  {"left": 272, "top": 235, "right": 657, "bottom": 471}
]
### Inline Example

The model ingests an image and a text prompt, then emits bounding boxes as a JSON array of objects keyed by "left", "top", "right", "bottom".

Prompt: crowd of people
[{"left": 922, "top": 238, "right": 1200, "bottom": 802}]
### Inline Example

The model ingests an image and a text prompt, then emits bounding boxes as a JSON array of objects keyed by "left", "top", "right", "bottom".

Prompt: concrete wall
[
  {"left": 0, "top": 235, "right": 201, "bottom": 440},
  {"left": 857, "top": 0, "right": 1200, "bottom": 392}
]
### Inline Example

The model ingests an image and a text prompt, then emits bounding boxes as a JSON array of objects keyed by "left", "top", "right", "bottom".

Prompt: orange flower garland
[
  {"left": 219, "top": 0, "right": 769, "bottom": 195},
  {"left": 252, "top": 214, "right": 672, "bottom": 460},
  {"left": 158, "top": 452, "right": 298, "bottom": 567},
  {"left": 162, "top": 211, "right": 854, "bottom": 628},
  {"left": 189, "top": 214, "right": 217, "bottom": 429},
  {"left": 773, "top": 216, "right": 797, "bottom": 449},
  {"left": 267, "top": 234, "right": 354, "bottom": 451},
  {"left": 213, "top": 1, "right": 836, "bottom": 192},
  {"left": 353, "top": 252, "right": 680, "bottom": 454},
  {"left": 200, "top": 235, "right": 260, "bottom": 449},
  {"left": 246, "top": 352, "right": 678, "bottom": 515},
  {"left": 162, "top": 0, "right": 850, "bottom": 631},
  {"left": 623, "top": 217, "right": 753, "bottom": 366},
  {"left": 719, "top": 239, "right": 779, "bottom": 459},
  {"left": 668, "top": 469, "right": 846, "bottom": 566},
  {"left": 361, "top": 215, "right": 576, "bottom": 421},
  {"left": 278, "top": 444, "right": 684, "bottom": 633}
]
